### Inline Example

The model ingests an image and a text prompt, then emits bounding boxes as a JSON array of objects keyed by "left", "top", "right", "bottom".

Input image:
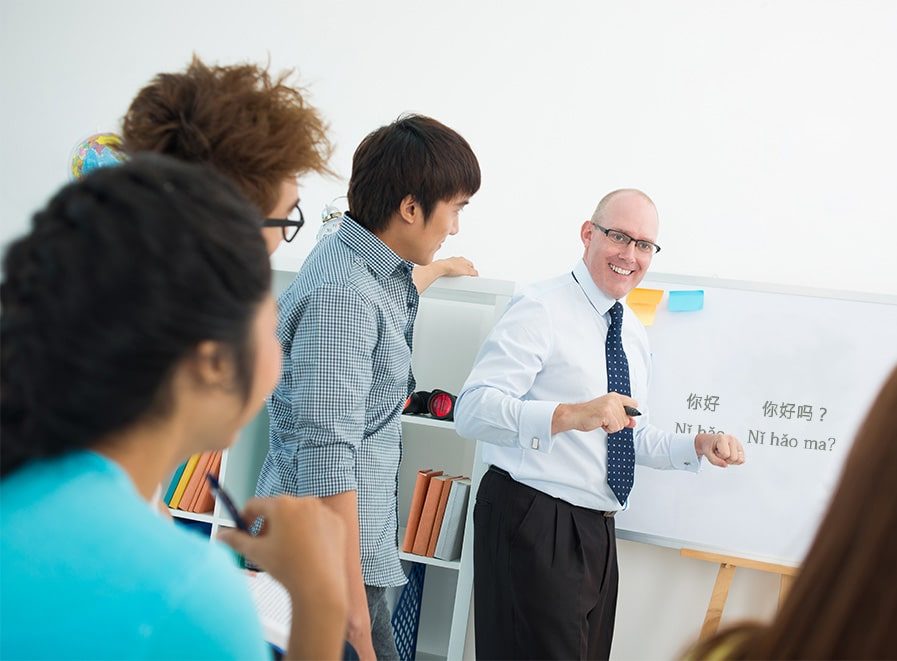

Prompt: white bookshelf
[
  {"left": 169, "top": 509, "right": 214, "bottom": 525},
  {"left": 397, "top": 418, "right": 462, "bottom": 572},
  {"left": 401, "top": 416, "right": 456, "bottom": 431},
  {"left": 396, "top": 275, "right": 514, "bottom": 660}
]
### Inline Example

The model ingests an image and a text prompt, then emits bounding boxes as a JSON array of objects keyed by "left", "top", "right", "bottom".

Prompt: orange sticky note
[
  {"left": 629, "top": 303, "right": 657, "bottom": 326},
  {"left": 627, "top": 288, "right": 664, "bottom": 306},
  {"left": 626, "top": 288, "right": 664, "bottom": 326}
]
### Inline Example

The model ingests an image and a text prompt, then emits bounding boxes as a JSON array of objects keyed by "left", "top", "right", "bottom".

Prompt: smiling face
[{"left": 581, "top": 191, "right": 659, "bottom": 300}]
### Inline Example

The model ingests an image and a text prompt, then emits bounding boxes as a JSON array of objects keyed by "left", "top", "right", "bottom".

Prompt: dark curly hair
[
  {"left": 0, "top": 154, "right": 271, "bottom": 477},
  {"left": 122, "top": 56, "right": 333, "bottom": 215}
]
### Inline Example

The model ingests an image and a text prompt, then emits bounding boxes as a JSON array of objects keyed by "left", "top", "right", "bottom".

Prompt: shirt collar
[
  {"left": 572, "top": 259, "right": 618, "bottom": 317},
  {"left": 338, "top": 213, "right": 414, "bottom": 278}
]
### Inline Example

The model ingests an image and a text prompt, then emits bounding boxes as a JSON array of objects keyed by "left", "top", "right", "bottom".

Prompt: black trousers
[{"left": 474, "top": 467, "right": 619, "bottom": 660}]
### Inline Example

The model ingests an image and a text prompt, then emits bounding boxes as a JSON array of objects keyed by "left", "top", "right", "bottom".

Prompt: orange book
[
  {"left": 401, "top": 469, "right": 442, "bottom": 553},
  {"left": 190, "top": 450, "right": 222, "bottom": 513},
  {"left": 412, "top": 474, "right": 449, "bottom": 555},
  {"left": 178, "top": 451, "right": 213, "bottom": 511},
  {"left": 426, "top": 476, "right": 460, "bottom": 557}
]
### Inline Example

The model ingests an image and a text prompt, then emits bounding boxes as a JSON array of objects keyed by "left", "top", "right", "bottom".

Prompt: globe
[{"left": 70, "top": 133, "right": 126, "bottom": 180}]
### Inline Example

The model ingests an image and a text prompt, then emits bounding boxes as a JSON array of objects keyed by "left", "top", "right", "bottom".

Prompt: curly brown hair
[{"left": 122, "top": 56, "right": 333, "bottom": 215}]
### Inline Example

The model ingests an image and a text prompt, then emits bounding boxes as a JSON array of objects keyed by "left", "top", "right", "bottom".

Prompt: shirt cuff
[
  {"left": 296, "top": 443, "right": 357, "bottom": 496},
  {"left": 670, "top": 433, "right": 701, "bottom": 472},
  {"left": 517, "top": 400, "right": 561, "bottom": 453}
]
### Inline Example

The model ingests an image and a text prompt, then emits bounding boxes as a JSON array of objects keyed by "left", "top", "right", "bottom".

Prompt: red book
[
  {"left": 401, "top": 469, "right": 442, "bottom": 553},
  {"left": 413, "top": 474, "right": 451, "bottom": 556}
]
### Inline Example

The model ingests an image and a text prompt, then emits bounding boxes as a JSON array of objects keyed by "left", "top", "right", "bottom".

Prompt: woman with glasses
[{"left": 0, "top": 155, "right": 348, "bottom": 659}]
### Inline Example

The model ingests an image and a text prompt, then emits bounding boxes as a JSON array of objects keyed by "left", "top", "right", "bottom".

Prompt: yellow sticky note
[
  {"left": 629, "top": 303, "right": 657, "bottom": 326},
  {"left": 627, "top": 288, "right": 664, "bottom": 306},
  {"left": 626, "top": 288, "right": 664, "bottom": 326}
]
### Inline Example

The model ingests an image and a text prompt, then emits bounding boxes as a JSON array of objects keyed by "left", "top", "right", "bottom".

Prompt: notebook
[{"left": 245, "top": 571, "right": 291, "bottom": 652}]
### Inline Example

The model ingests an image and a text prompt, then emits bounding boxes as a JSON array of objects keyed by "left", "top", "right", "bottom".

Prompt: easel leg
[
  {"left": 699, "top": 563, "right": 736, "bottom": 641},
  {"left": 778, "top": 573, "right": 794, "bottom": 611}
]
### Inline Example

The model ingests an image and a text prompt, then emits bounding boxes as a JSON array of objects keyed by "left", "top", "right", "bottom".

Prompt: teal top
[{"left": 0, "top": 451, "right": 271, "bottom": 659}]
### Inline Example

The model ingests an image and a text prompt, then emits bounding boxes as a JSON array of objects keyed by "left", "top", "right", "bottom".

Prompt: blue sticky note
[{"left": 668, "top": 290, "right": 704, "bottom": 312}]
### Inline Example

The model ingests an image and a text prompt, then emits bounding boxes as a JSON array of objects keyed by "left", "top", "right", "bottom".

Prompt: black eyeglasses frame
[
  {"left": 264, "top": 203, "right": 305, "bottom": 243},
  {"left": 592, "top": 223, "right": 661, "bottom": 255}
]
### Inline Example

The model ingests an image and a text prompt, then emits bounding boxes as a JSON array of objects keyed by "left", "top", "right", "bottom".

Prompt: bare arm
[
  {"left": 412, "top": 257, "right": 478, "bottom": 293},
  {"left": 320, "top": 490, "right": 375, "bottom": 661}
]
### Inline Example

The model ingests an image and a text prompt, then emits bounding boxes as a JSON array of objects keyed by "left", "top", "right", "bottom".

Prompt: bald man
[{"left": 455, "top": 189, "right": 745, "bottom": 659}]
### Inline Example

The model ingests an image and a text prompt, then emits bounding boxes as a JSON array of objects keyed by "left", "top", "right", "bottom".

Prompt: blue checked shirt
[{"left": 256, "top": 215, "right": 418, "bottom": 587}]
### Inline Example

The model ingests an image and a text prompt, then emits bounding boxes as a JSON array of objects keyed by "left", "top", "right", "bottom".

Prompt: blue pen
[{"left": 206, "top": 474, "right": 251, "bottom": 533}]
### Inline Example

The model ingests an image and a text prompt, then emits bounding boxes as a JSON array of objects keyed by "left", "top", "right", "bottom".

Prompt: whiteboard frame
[{"left": 645, "top": 272, "right": 896, "bottom": 306}]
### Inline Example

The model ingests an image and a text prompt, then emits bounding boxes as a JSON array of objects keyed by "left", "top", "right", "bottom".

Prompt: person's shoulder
[
  {"left": 516, "top": 272, "right": 577, "bottom": 305},
  {"left": 0, "top": 454, "right": 266, "bottom": 659},
  {"left": 285, "top": 237, "right": 381, "bottom": 302},
  {"left": 1, "top": 452, "right": 126, "bottom": 534},
  {"left": 289, "top": 238, "right": 355, "bottom": 289},
  {"left": 489, "top": 273, "right": 574, "bottom": 331}
]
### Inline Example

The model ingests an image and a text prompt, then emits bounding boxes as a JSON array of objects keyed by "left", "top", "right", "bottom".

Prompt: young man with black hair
[{"left": 255, "top": 114, "right": 481, "bottom": 660}]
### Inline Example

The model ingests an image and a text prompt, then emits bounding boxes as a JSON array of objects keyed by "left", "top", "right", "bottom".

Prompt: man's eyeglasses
[
  {"left": 592, "top": 223, "right": 661, "bottom": 255},
  {"left": 264, "top": 203, "right": 304, "bottom": 243}
]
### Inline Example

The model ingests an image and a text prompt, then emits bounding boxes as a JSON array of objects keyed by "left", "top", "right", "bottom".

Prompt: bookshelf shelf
[
  {"left": 398, "top": 551, "right": 461, "bottom": 571},
  {"left": 401, "top": 415, "right": 456, "bottom": 430},
  {"left": 169, "top": 509, "right": 214, "bottom": 524},
  {"left": 398, "top": 526, "right": 462, "bottom": 570}
]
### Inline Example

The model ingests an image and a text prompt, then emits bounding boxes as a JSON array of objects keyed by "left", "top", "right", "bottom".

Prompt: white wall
[{"left": 3, "top": 1, "right": 896, "bottom": 658}]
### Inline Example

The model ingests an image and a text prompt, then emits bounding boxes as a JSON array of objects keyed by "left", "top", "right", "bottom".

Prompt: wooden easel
[{"left": 681, "top": 548, "right": 799, "bottom": 641}]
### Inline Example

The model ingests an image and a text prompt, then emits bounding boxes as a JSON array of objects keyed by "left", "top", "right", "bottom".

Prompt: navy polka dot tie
[{"left": 606, "top": 302, "right": 634, "bottom": 505}]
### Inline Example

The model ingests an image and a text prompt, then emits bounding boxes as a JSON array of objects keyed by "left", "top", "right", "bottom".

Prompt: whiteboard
[{"left": 614, "top": 274, "right": 897, "bottom": 565}]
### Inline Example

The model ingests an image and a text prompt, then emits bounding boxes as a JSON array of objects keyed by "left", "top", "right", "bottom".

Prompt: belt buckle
[{"left": 603, "top": 510, "right": 616, "bottom": 518}]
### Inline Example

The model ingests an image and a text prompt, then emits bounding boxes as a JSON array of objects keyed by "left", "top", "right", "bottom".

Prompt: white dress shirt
[{"left": 455, "top": 260, "right": 700, "bottom": 512}]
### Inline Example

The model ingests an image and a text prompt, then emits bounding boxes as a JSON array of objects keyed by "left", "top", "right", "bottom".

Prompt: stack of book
[
  {"left": 163, "top": 450, "right": 222, "bottom": 514},
  {"left": 401, "top": 469, "right": 471, "bottom": 562}
]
